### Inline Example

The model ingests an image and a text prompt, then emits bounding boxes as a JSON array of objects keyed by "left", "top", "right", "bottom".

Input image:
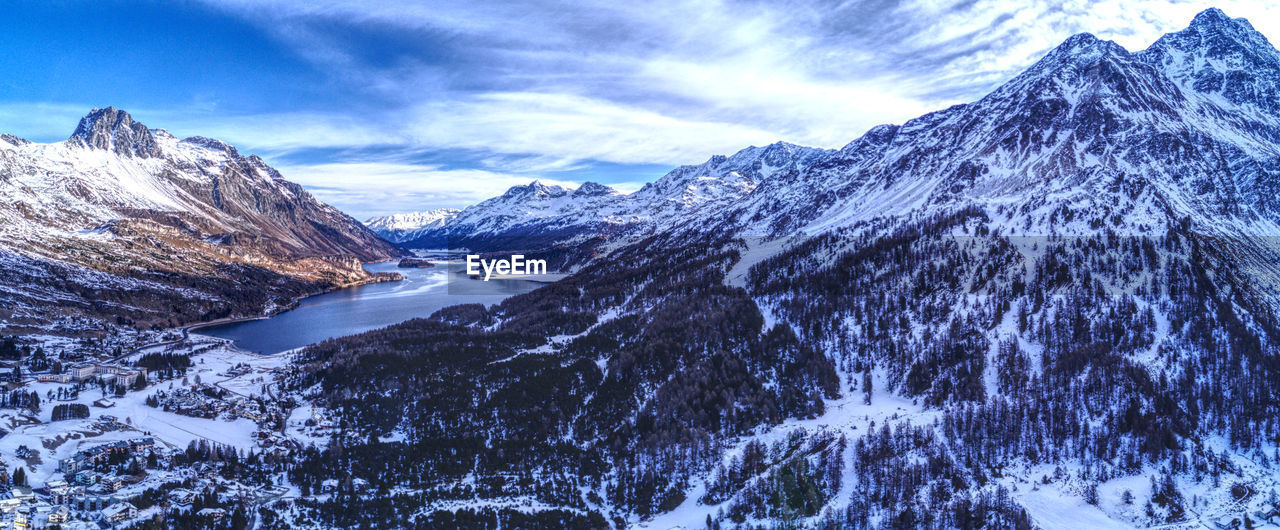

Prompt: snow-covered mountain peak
[
  {"left": 572, "top": 181, "right": 621, "bottom": 198},
  {"left": 1054, "top": 32, "right": 1126, "bottom": 59},
  {"left": 69, "top": 107, "right": 161, "bottom": 158},
  {"left": 366, "top": 209, "right": 460, "bottom": 230},
  {"left": 1188, "top": 6, "right": 1252, "bottom": 32},
  {"left": 1140, "top": 8, "right": 1280, "bottom": 122},
  {"left": 501, "top": 180, "right": 572, "bottom": 199},
  {"left": 1003, "top": 32, "right": 1137, "bottom": 93},
  {"left": 364, "top": 209, "right": 461, "bottom": 243},
  {"left": 180, "top": 136, "right": 240, "bottom": 157},
  {"left": 635, "top": 141, "right": 832, "bottom": 200}
]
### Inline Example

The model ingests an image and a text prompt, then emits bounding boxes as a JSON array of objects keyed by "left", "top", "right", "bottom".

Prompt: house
[
  {"left": 9, "top": 487, "right": 33, "bottom": 501},
  {"left": 79, "top": 494, "right": 120, "bottom": 512},
  {"left": 69, "top": 364, "right": 96, "bottom": 382},
  {"left": 61, "top": 438, "right": 160, "bottom": 473},
  {"left": 92, "top": 398, "right": 114, "bottom": 408},
  {"left": 197, "top": 507, "right": 227, "bottom": 521},
  {"left": 168, "top": 489, "right": 197, "bottom": 512},
  {"left": 49, "top": 483, "right": 82, "bottom": 505},
  {"left": 101, "top": 476, "right": 124, "bottom": 492},
  {"left": 36, "top": 373, "right": 70, "bottom": 383},
  {"left": 59, "top": 453, "right": 91, "bottom": 474},
  {"left": 70, "top": 363, "right": 149, "bottom": 385},
  {"left": 1258, "top": 507, "right": 1280, "bottom": 524},
  {"left": 115, "top": 370, "right": 143, "bottom": 387},
  {"left": 12, "top": 506, "right": 30, "bottom": 529},
  {"left": 101, "top": 502, "right": 136, "bottom": 522},
  {"left": 47, "top": 505, "right": 69, "bottom": 524}
]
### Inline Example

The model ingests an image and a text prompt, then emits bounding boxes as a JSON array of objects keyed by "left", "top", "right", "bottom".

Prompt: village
[{"left": 0, "top": 332, "right": 305, "bottom": 527}]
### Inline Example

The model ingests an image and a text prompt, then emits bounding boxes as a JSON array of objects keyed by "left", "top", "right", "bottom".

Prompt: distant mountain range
[
  {"left": 364, "top": 209, "right": 460, "bottom": 243},
  {"left": 370, "top": 141, "right": 829, "bottom": 252},
  {"left": 0, "top": 107, "right": 401, "bottom": 334}
]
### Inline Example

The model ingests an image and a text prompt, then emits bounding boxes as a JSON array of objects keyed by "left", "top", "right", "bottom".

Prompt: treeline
[
  {"left": 1, "top": 390, "right": 39, "bottom": 411},
  {"left": 742, "top": 209, "right": 1280, "bottom": 525},
  {"left": 281, "top": 233, "right": 839, "bottom": 521},
  {"left": 134, "top": 352, "right": 192, "bottom": 376},
  {"left": 51, "top": 403, "right": 89, "bottom": 421}
]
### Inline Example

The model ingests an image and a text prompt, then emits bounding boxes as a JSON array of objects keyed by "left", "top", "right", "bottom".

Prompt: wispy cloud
[
  {"left": 407, "top": 92, "right": 784, "bottom": 166},
  {"left": 9, "top": 1, "right": 1280, "bottom": 217},
  {"left": 270, "top": 162, "right": 580, "bottom": 219},
  {"left": 198, "top": 0, "right": 1280, "bottom": 159}
]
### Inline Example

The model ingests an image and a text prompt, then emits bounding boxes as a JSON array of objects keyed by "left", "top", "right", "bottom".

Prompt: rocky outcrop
[{"left": 397, "top": 258, "right": 435, "bottom": 268}]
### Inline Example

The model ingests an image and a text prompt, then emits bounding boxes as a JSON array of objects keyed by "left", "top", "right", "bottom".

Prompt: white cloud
[
  {"left": 164, "top": 112, "right": 402, "bottom": 152},
  {"left": 195, "top": 0, "right": 1280, "bottom": 167},
  {"left": 407, "top": 92, "right": 783, "bottom": 166},
  {"left": 271, "top": 161, "right": 580, "bottom": 218},
  {"left": 16, "top": 1, "right": 1280, "bottom": 216}
]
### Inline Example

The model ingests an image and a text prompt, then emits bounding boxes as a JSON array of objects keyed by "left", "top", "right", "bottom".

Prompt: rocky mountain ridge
[{"left": 0, "top": 108, "right": 401, "bottom": 333}]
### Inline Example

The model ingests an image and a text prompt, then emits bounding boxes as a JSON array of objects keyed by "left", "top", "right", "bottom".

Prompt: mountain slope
[
  {"left": 278, "top": 8, "right": 1280, "bottom": 529},
  {"left": 0, "top": 108, "right": 401, "bottom": 334}
]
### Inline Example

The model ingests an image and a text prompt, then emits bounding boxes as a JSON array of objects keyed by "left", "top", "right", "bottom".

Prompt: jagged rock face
[
  {"left": 0, "top": 134, "right": 29, "bottom": 147},
  {"left": 0, "top": 108, "right": 402, "bottom": 333},
  {"left": 69, "top": 106, "right": 162, "bottom": 158},
  {"left": 1141, "top": 8, "right": 1280, "bottom": 120}
]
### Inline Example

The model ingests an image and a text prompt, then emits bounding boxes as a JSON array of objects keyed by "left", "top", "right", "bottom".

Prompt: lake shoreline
[
  {"left": 194, "top": 262, "right": 544, "bottom": 354},
  {"left": 181, "top": 264, "right": 404, "bottom": 334}
]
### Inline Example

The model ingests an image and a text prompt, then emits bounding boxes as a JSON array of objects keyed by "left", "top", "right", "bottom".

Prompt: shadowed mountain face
[{"left": 0, "top": 108, "right": 402, "bottom": 333}]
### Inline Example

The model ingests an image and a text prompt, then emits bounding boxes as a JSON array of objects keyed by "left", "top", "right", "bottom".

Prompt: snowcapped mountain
[
  {"left": 402, "top": 180, "right": 632, "bottom": 249},
  {"left": 399, "top": 142, "right": 830, "bottom": 250},
  {"left": 0, "top": 107, "right": 400, "bottom": 333},
  {"left": 411, "top": 7, "right": 1280, "bottom": 259},
  {"left": 288, "top": 9, "right": 1280, "bottom": 528},
  {"left": 364, "top": 209, "right": 459, "bottom": 243}
]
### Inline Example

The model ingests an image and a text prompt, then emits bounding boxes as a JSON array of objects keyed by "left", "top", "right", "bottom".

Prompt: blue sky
[{"left": 2, "top": 0, "right": 1277, "bottom": 219}]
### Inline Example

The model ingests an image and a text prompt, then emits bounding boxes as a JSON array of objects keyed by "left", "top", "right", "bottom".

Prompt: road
[{"left": 113, "top": 314, "right": 269, "bottom": 364}]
